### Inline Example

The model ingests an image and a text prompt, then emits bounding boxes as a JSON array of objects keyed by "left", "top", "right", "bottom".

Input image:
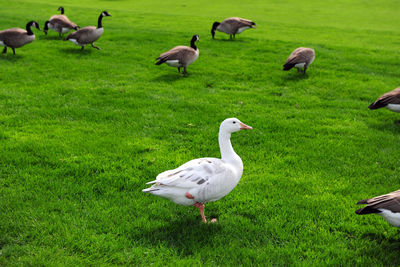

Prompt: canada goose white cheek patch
[{"left": 165, "top": 60, "right": 180, "bottom": 67}]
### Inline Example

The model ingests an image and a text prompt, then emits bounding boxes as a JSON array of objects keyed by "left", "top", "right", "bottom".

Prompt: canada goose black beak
[{"left": 240, "top": 123, "right": 253, "bottom": 130}]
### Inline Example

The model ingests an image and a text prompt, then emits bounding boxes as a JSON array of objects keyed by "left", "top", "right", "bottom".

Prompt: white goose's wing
[{"left": 147, "top": 158, "right": 228, "bottom": 189}]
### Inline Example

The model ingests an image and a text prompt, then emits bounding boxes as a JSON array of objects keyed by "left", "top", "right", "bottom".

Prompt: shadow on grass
[
  {"left": 367, "top": 120, "right": 400, "bottom": 133},
  {"left": 130, "top": 217, "right": 223, "bottom": 255},
  {"left": 282, "top": 72, "right": 309, "bottom": 81},
  {"left": 151, "top": 73, "right": 188, "bottom": 82},
  {"left": 360, "top": 232, "right": 400, "bottom": 254},
  {"left": 211, "top": 38, "right": 246, "bottom": 43},
  {"left": 38, "top": 35, "right": 64, "bottom": 41},
  {"left": 0, "top": 54, "right": 23, "bottom": 62},
  {"left": 59, "top": 48, "right": 93, "bottom": 55}
]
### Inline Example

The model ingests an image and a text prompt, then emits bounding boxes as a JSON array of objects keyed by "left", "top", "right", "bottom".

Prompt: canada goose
[
  {"left": 283, "top": 47, "right": 315, "bottom": 74},
  {"left": 0, "top": 21, "right": 40, "bottom": 55},
  {"left": 50, "top": 6, "right": 66, "bottom": 20},
  {"left": 368, "top": 87, "right": 400, "bottom": 112},
  {"left": 66, "top": 11, "right": 111, "bottom": 50},
  {"left": 155, "top": 35, "right": 200, "bottom": 75},
  {"left": 355, "top": 189, "right": 400, "bottom": 228},
  {"left": 211, "top": 17, "right": 256, "bottom": 40},
  {"left": 44, "top": 7, "right": 79, "bottom": 38}
]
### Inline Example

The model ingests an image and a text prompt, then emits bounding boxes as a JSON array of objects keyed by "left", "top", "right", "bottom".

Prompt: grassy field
[{"left": 1, "top": 0, "right": 400, "bottom": 265}]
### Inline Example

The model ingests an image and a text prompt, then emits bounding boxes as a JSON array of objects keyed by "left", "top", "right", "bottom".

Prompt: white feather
[
  {"left": 237, "top": 26, "right": 250, "bottom": 34},
  {"left": 379, "top": 209, "right": 400, "bottom": 227},
  {"left": 165, "top": 60, "right": 180, "bottom": 67},
  {"left": 386, "top": 104, "right": 400, "bottom": 113},
  {"left": 0, "top": 41, "right": 5, "bottom": 47},
  {"left": 143, "top": 118, "right": 250, "bottom": 207}
]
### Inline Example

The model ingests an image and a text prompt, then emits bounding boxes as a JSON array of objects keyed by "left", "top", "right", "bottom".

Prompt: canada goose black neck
[
  {"left": 211, "top": 22, "right": 220, "bottom": 39},
  {"left": 26, "top": 21, "right": 35, "bottom": 35},
  {"left": 190, "top": 35, "right": 198, "bottom": 50},
  {"left": 97, "top": 13, "right": 104, "bottom": 28},
  {"left": 97, "top": 11, "right": 111, "bottom": 29},
  {"left": 58, "top": 6, "right": 64, "bottom": 14},
  {"left": 43, "top": 21, "right": 49, "bottom": 34}
]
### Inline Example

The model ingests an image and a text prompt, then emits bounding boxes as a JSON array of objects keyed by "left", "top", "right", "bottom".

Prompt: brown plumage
[
  {"left": 211, "top": 17, "right": 256, "bottom": 39},
  {"left": 66, "top": 11, "right": 111, "bottom": 50},
  {"left": 0, "top": 21, "right": 40, "bottom": 55},
  {"left": 156, "top": 35, "right": 200, "bottom": 75},
  {"left": 283, "top": 47, "right": 315, "bottom": 74},
  {"left": 355, "top": 190, "right": 400, "bottom": 228},
  {"left": 368, "top": 87, "right": 400, "bottom": 111},
  {"left": 44, "top": 17, "right": 78, "bottom": 37}
]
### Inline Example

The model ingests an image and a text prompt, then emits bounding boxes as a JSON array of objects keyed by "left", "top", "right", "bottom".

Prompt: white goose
[{"left": 143, "top": 118, "right": 252, "bottom": 223}]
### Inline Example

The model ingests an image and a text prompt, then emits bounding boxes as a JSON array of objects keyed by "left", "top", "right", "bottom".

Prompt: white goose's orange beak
[{"left": 240, "top": 122, "right": 253, "bottom": 130}]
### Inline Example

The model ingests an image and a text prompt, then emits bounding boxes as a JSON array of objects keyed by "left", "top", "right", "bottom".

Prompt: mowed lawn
[{"left": 1, "top": 0, "right": 400, "bottom": 265}]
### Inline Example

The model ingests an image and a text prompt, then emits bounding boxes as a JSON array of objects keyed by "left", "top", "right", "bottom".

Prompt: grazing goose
[
  {"left": 156, "top": 35, "right": 200, "bottom": 75},
  {"left": 368, "top": 87, "right": 400, "bottom": 112},
  {"left": 66, "top": 11, "right": 111, "bottom": 50},
  {"left": 283, "top": 47, "right": 315, "bottom": 74},
  {"left": 44, "top": 7, "right": 79, "bottom": 38},
  {"left": 143, "top": 118, "right": 253, "bottom": 223},
  {"left": 355, "top": 189, "right": 400, "bottom": 228},
  {"left": 0, "top": 21, "right": 40, "bottom": 55},
  {"left": 211, "top": 17, "right": 256, "bottom": 40}
]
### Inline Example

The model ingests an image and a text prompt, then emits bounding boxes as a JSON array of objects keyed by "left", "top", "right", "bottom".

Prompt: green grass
[{"left": 1, "top": 0, "right": 400, "bottom": 265}]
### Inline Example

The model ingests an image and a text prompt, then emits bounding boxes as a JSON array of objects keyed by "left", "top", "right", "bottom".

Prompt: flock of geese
[
  {"left": 1, "top": 7, "right": 400, "bottom": 228},
  {"left": 0, "top": 8, "right": 111, "bottom": 52}
]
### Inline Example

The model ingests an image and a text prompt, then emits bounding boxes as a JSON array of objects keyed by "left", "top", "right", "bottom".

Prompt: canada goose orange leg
[
  {"left": 2, "top": 47, "right": 7, "bottom": 54},
  {"left": 91, "top": 43, "right": 100, "bottom": 50}
]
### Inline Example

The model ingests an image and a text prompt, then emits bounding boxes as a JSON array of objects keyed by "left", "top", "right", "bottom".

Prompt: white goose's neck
[{"left": 219, "top": 130, "right": 242, "bottom": 166}]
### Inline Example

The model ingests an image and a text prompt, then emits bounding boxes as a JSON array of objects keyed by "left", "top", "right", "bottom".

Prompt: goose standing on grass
[
  {"left": 155, "top": 35, "right": 200, "bottom": 75},
  {"left": 368, "top": 87, "right": 400, "bottom": 112},
  {"left": 143, "top": 118, "right": 253, "bottom": 223},
  {"left": 66, "top": 11, "right": 111, "bottom": 50},
  {"left": 50, "top": 6, "right": 67, "bottom": 20},
  {"left": 355, "top": 189, "right": 400, "bottom": 228},
  {"left": 0, "top": 21, "right": 40, "bottom": 55},
  {"left": 211, "top": 17, "right": 256, "bottom": 40},
  {"left": 44, "top": 7, "right": 79, "bottom": 38},
  {"left": 283, "top": 47, "right": 315, "bottom": 74}
]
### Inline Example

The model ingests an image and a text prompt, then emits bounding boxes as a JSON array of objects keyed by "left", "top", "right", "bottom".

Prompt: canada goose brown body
[
  {"left": 45, "top": 7, "right": 78, "bottom": 37},
  {"left": 283, "top": 47, "right": 315, "bottom": 74},
  {"left": 368, "top": 87, "right": 400, "bottom": 112},
  {"left": 156, "top": 35, "right": 200, "bottom": 75},
  {"left": 356, "top": 190, "right": 400, "bottom": 227},
  {"left": 211, "top": 17, "right": 256, "bottom": 39},
  {"left": 0, "top": 21, "right": 40, "bottom": 55},
  {"left": 66, "top": 11, "right": 111, "bottom": 50},
  {"left": 44, "top": 17, "right": 78, "bottom": 37}
]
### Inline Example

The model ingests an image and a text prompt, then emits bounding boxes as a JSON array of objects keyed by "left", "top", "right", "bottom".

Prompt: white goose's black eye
[{"left": 233, "top": 121, "right": 236, "bottom": 124}]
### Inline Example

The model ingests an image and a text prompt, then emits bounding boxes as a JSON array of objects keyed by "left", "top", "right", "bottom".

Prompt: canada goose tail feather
[
  {"left": 368, "top": 101, "right": 386, "bottom": 110},
  {"left": 355, "top": 206, "right": 381, "bottom": 215}
]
